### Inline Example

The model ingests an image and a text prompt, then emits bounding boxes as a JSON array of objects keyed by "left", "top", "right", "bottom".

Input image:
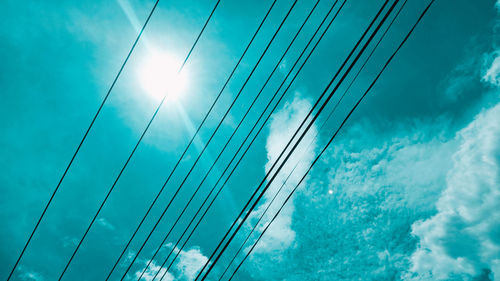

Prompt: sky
[{"left": 1, "top": 0, "right": 500, "bottom": 280}]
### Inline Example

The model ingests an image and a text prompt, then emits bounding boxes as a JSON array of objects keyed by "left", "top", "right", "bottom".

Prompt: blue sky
[{"left": 1, "top": 0, "right": 500, "bottom": 280}]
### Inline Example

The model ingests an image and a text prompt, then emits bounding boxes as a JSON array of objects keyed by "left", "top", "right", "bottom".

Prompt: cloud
[
  {"left": 175, "top": 247, "right": 209, "bottom": 280},
  {"left": 132, "top": 245, "right": 208, "bottom": 281},
  {"left": 237, "top": 87, "right": 460, "bottom": 280},
  {"left": 97, "top": 217, "right": 115, "bottom": 231},
  {"left": 134, "top": 260, "right": 173, "bottom": 281},
  {"left": 405, "top": 46, "right": 500, "bottom": 281},
  {"left": 245, "top": 93, "right": 318, "bottom": 256},
  {"left": 18, "top": 268, "right": 44, "bottom": 281},
  {"left": 482, "top": 51, "right": 500, "bottom": 86},
  {"left": 237, "top": 48, "right": 500, "bottom": 281},
  {"left": 408, "top": 102, "right": 500, "bottom": 281},
  {"left": 243, "top": 115, "right": 457, "bottom": 280}
]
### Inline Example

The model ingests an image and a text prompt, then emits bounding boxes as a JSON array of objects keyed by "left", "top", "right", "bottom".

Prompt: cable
[
  {"left": 195, "top": 1, "right": 398, "bottom": 279},
  {"left": 55, "top": 1, "right": 221, "bottom": 280},
  {"left": 102, "top": 2, "right": 222, "bottom": 279},
  {"left": 219, "top": 1, "right": 409, "bottom": 278},
  {"left": 116, "top": 1, "right": 293, "bottom": 279},
  {"left": 136, "top": 1, "right": 320, "bottom": 279},
  {"left": 154, "top": 2, "right": 347, "bottom": 280},
  {"left": 101, "top": 0, "right": 278, "bottom": 279},
  {"left": 4, "top": 1, "right": 161, "bottom": 280},
  {"left": 155, "top": 0, "right": 345, "bottom": 279},
  {"left": 227, "top": 3, "right": 435, "bottom": 279},
  {"left": 218, "top": 162, "right": 298, "bottom": 281}
]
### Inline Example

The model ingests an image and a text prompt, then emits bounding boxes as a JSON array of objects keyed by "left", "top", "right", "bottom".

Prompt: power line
[
  {"left": 226, "top": 2, "right": 435, "bottom": 279},
  {"left": 114, "top": 1, "right": 292, "bottom": 279},
  {"left": 100, "top": 0, "right": 226, "bottom": 276},
  {"left": 152, "top": 2, "right": 347, "bottom": 280},
  {"left": 194, "top": 1, "right": 399, "bottom": 279},
  {"left": 55, "top": 1, "right": 221, "bottom": 279},
  {"left": 218, "top": 1, "right": 409, "bottom": 278},
  {"left": 135, "top": 1, "right": 321, "bottom": 280},
  {"left": 5, "top": 1, "right": 162, "bottom": 280},
  {"left": 101, "top": 0, "right": 280, "bottom": 279}
]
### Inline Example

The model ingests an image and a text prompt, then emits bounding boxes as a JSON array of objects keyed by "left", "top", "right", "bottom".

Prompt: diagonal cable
[
  {"left": 195, "top": 1, "right": 398, "bottom": 279},
  {"left": 56, "top": 1, "right": 221, "bottom": 280},
  {"left": 227, "top": 2, "right": 435, "bottom": 279},
  {"left": 154, "top": 2, "right": 348, "bottom": 280},
  {"left": 135, "top": 1, "right": 320, "bottom": 280},
  {"left": 219, "top": 1, "right": 409, "bottom": 278},
  {"left": 5, "top": 1, "right": 162, "bottom": 280},
  {"left": 115, "top": 1, "right": 296, "bottom": 280}
]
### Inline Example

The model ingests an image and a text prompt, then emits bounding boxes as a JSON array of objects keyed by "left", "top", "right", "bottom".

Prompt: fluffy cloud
[
  {"left": 226, "top": 5, "right": 500, "bottom": 280},
  {"left": 409, "top": 101, "right": 500, "bottom": 281},
  {"left": 175, "top": 247, "right": 209, "bottom": 281},
  {"left": 135, "top": 260, "right": 173, "bottom": 281},
  {"left": 405, "top": 44, "right": 500, "bottom": 281},
  {"left": 237, "top": 86, "right": 463, "bottom": 280},
  {"left": 240, "top": 73, "right": 500, "bottom": 281},
  {"left": 246, "top": 93, "right": 318, "bottom": 255},
  {"left": 131, "top": 245, "right": 207, "bottom": 281},
  {"left": 245, "top": 115, "right": 456, "bottom": 280}
]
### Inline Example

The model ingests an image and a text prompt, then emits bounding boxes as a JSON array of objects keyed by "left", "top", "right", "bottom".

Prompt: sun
[{"left": 138, "top": 51, "right": 188, "bottom": 101}]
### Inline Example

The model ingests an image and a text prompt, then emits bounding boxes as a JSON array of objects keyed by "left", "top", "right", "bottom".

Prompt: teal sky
[{"left": 2, "top": 0, "right": 500, "bottom": 280}]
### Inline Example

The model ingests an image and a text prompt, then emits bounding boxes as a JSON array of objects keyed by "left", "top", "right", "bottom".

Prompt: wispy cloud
[{"left": 482, "top": 51, "right": 500, "bottom": 86}]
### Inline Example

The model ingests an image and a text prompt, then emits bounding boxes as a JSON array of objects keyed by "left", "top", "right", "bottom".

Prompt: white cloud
[
  {"left": 135, "top": 260, "right": 173, "bottom": 281},
  {"left": 482, "top": 51, "right": 500, "bottom": 86},
  {"left": 244, "top": 117, "right": 457, "bottom": 280},
  {"left": 240, "top": 8, "right": 500, "bottom": 279},
  {"left": 246, "top": 93, "right": 318, "bottom": 255},
  {"left": 132, "top": 245, "right": 208, "bottom": 281},
  {"left": 18, "top": 269, "right": 44, "bottom": 281},
  {"left": 97, "top": 217, "right": 115, "bottom": 231},
  {"left": 175, "top": 247, "right": 209, "bottom": 280},
  {"left": 409, "top": 102, "right": 500, "bottom": 281}
]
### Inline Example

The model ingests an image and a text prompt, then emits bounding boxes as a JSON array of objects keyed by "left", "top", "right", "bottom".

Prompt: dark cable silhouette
[
  {"left": 195, "top": 1, "right": 398, "bottom": 280},
  {"left": 219, "top": 1, "right": 409, "bottom": 278},
  {"left": 101, "top": 0, "right": 281, "bottom": 279},
  {"left": 135, "top": 1, "right": 321, "bottom": 280},
  {"left": 56, "top": 1, "right": 221, "bottom": 280},
  {"left": 227, "top": 2, "right": 435, "bottom": 279},
  {"left": 103, "top": 2, "right": 223, "bottom": 280},
  {"left": 4, "top": 1, "right": 163, "bottom": 280},
  {"left": 152, "top": 0, "right": 346, "bottom": 278},
  {"left": 153, "top": 2, "right": 347, "bottom": 280},
  {"left": 116, "top": 1, "right": 298, "bottom": 280}
]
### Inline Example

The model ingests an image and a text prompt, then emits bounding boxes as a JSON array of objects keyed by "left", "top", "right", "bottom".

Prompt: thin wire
[
  {"left": 4, "top": 1, "right": 161, "bottom": 280},
  {"left": 136, "top": 1, "right": 320, "bottom": 280},
  {"left": 56, "top": 1, "right": 220, "bottom": 279},
  {"left": 195, "top": 1, "right": 398, "bottom": 279},
  {"left": 155, "top": 2, "right": 346, "bottom": 280},
  {"left": 106, "top": 0, "right": 276, "bottom": 276},
  {"left": 100, "top": 1, "right": 224, "bottom": 278},
  {"left": 117, "top": 1, "right": 285, "bottom": 279},
  {"left": 156, "top": 0, "right": 346, "bottom": 278},
  {"left": 219, "top": 1, "right": 408, "bottom": 278},
  {"left": 227, "top": 3, "right": 435, "bottom": 279}
]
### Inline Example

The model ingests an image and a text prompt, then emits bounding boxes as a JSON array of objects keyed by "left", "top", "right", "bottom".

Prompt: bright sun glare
[{"left": 138, "top": 51, "right": 188, "bottom": 101}]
